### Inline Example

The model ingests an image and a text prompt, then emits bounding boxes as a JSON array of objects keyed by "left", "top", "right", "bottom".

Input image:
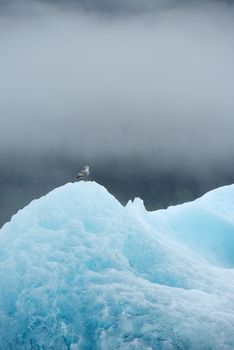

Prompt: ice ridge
[{"left": 0, "top": 181, "right": 234, "bottom": 349}]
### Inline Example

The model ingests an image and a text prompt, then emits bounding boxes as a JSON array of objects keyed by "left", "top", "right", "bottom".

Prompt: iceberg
[{"left": 0, "top": 181, "right": 233, "bottom": 350}]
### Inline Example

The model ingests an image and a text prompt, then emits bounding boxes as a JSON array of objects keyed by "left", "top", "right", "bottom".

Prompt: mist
[{"left": 1, "top": 0, "right": 234, "bottom": 226}]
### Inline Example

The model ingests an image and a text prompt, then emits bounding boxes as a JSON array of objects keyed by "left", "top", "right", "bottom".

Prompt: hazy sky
[{"left": 0, "top": 0, "right": 234, "bottom": 169}]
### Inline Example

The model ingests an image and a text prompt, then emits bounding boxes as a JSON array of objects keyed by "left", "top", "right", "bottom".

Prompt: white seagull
[{"left": 76, "top": 165, "right": 90, "bottom": 181}]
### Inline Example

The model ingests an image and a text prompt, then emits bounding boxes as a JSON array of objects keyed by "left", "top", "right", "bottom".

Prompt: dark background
[{"left": 1, "top": 153, "right": 234, "bottom": 228}]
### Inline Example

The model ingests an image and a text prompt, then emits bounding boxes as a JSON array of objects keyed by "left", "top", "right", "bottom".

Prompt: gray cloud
[
  {"left": 0, "top": 0, "right": 201, "bottom": 15},
  {"left": 0, "top": 0, "right": 234, "bottom": 171}
]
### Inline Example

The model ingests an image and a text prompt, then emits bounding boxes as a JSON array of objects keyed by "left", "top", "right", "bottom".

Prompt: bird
[{"left": 76, "top": 165, "right": 90, "bottom": 181}]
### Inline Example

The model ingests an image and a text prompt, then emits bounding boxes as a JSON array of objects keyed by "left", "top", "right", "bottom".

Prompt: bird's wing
[{"left": 77, "top": 169, "right": 86, "bottom": 177}]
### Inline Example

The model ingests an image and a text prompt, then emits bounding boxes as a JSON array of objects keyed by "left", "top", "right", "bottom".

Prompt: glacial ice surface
[{"left": 0, "top": 181, "right": 234, "bottom": 350}]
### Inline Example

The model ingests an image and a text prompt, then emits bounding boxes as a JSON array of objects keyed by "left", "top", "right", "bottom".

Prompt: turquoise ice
[{"left": 0, "top": 181, "right": 234, "bottom": 349}]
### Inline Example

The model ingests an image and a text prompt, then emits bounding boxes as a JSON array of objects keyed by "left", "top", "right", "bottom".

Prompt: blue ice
[{"left": 0, "top": 181, "right": 234, "bottom": 349}]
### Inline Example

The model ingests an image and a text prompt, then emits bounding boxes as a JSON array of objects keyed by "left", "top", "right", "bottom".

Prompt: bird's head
[{"left": 84, "top": 165, "right": 89, "bottom": 170}]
